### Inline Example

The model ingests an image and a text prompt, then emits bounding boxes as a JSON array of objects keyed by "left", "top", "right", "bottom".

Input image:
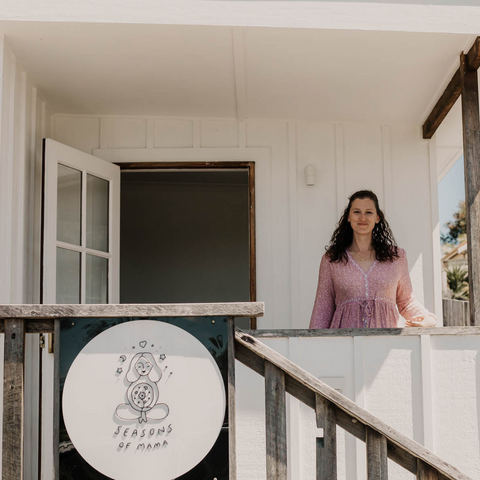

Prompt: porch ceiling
[{"left": 0, "top": 21, "right": 474, "bottom": 124}]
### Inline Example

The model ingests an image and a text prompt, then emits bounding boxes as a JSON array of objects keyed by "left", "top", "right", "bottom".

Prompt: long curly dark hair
[{"left": 325, "top": 190, "right": 399, "bottom": 263}]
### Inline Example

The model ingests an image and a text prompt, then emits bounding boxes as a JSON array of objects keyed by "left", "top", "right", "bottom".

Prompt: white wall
[
  {"left": 236, "top": 332, "right": 480, "bottom": 480},
  {"left": 0, "top": 36, "right": 51, "bottom": 480},
  {"left": 53, "top": 115, "right": 439, "bottom": 329}
]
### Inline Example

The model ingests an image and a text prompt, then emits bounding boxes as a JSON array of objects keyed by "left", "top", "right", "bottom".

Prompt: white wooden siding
[
  {"left": 52, "top": 114, "right": 439, "bottom": 329},
  {"left": 0, "top": 37, "right": 50, "bottom": 480}
]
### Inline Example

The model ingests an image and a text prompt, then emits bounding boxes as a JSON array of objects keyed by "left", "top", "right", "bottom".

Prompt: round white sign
[{"left": 62, "top": 320, "right": 226, "bottom": 480}]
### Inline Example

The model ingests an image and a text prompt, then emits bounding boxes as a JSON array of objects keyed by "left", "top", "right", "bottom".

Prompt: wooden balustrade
[
  {"left": 0, "top": 303, "right": 263, "bottom": 480},
  {"left": 235, "top": 329, "right": 473, "bottom": 480},
  {"left": 0, "top": 303, "right": 474, "bottom": 480}
]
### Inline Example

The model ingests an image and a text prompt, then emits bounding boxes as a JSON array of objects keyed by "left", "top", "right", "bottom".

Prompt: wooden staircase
[{"left": 235, "top": 329, "right": 472, "bottom": 480}]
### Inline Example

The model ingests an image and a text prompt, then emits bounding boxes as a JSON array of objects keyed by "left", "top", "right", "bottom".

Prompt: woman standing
[{"left": 309, "top": 190, "right": 436, "bottom": 329}]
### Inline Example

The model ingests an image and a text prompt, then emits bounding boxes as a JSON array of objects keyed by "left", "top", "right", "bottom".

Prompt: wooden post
[
  {"left": 265, "top": 361, "right": 287, "bottom": 480},
  {"left": 315, "top": 394, "right": 337, "bottom": 479},
  {"left": 417, "top": 459, "right": 439, "bottom": 479},
  {"left": 366, "top": 427, "right": 388, "bottom": 479},
  {"left": 2, "top": 319, "right": 26, "bottom": 480},
  {"left": 460, "top": 52, "right": 480, "bottom": 326},
  {"left": 228, "top": 317, "right": 237, "bottom": 480}
]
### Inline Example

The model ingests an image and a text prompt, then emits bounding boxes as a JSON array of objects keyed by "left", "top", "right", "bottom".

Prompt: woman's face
[{"left": 347, "top": 198, "right": 380, "bottom": 236}]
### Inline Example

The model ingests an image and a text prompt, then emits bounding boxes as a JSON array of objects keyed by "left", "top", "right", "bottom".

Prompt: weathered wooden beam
[
  {"left": 265, "top": 361, "right": 287, "bottom": 480},
  {"left": 460, "top": 52, "right": 480, "bottom": 326},
  {"left": 417, "top": 459, "right": 439, "bottom": 479},
  {"left": 249, "top": 162, "right": 257, "bottom": 330},
  {"left": 247, "top": 326, "right": 480, "bottom": 337},
  {"left": 235, "top": 330, "right": 472, "bottom": 480},
  {"left": 2, "top": 319, "right": 25, "bottom": 480},
  {"left": 0, "top": 302, "right": 264, "bottom": 319},
  {"left": 0, "top": 319, "right": 54, "bottom": 333},
  {"left": 367, "top": 428, "right": 388, "bottom": 479},
  {"left": 423, "top": 69, "right": 461, "bottom": 139},
  {"left": 466, "top": 37, "right": 480, "bottom": 71},
  {"left": 422, "top": 36, "right": 480, "bottom": 139},
  {"left": 315, "top": 394, "right": 337, "bottom": 480}
]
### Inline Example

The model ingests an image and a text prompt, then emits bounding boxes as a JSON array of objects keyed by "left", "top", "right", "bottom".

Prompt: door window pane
[
  {"left": 56, "top": 248, "right": 81, "bottom": 304},
  {"left": 86, "top": 255, "right": 108, "bottom": 304},
  {"left": 57, "top": 164, "right": 82, "bottom": 245},
  {"left": 87, "top": 174, "right": 109, "bottom": 252}
]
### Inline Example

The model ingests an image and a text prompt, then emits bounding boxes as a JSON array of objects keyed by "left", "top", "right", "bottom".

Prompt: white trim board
[
  {"left": 3, "top": 3, "right": 480, "bottom": 35},
  {"left": 436, "top": 146, "right": 463, "bottom": 183}
]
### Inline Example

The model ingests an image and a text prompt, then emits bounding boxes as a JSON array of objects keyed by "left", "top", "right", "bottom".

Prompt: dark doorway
[{"left": 120, "top": 167, "right": 255, "bottom": 328}]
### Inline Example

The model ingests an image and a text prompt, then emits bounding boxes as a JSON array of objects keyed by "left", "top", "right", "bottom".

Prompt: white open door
[
  {"left": 42, "top": 139, "right": 120, "bottom": 304},
  {"left": 41, "top": 139, "right": 120, "bottom": 479}
]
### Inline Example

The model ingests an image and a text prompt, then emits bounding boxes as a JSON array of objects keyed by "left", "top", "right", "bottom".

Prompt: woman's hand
[{"left": 405, "top": 315, "right": 437, "bottom": 328}]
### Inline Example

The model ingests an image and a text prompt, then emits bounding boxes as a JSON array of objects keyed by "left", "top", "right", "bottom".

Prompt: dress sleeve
[
  {"left": 396, "top": 249, "right": 436, "bottom": 324},
  {"left": 309, "top": 255, "right": 336, "bottom": 329}
]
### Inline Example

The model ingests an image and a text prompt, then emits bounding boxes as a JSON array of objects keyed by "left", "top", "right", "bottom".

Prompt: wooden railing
[
  {"left": 0, "top": 303, "right": 473, "bottom": 480},
  {"left": 0, "top": 302, "right": 263, "bottom": 480},
  {"left": 235, "top": 329, "right": 473, "bottom": 480}
]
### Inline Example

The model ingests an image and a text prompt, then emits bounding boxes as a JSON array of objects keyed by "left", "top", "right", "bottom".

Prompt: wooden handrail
[
  {"left": 0, "top": 302, "right": 265, "bottom": 320},
  {"left": 235, "top": 329, "right": 472, "bottom": 480}
]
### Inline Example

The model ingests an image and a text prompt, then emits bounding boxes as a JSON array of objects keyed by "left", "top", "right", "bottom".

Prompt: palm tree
[{"left": 445, "top": 266, "right": 469, "bottom": 300}]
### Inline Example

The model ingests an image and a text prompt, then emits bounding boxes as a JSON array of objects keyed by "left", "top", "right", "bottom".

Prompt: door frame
[
  {"left": 94, "top": 146, "right": 272, "bottom": 330},
  {"left": 118, "top": 161, "right": 257, "bottom": 328}
]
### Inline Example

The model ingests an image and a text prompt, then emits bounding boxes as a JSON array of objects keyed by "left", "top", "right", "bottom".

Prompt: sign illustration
[
  {"left": 62, "top": 320, "right": 225, "bottom": 480},
  {"left": 116, "top": 351, "right": 169, "bottom": 424}
]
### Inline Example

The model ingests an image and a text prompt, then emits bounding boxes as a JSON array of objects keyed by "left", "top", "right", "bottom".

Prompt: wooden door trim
[{"left": 118, "top": 162, "right": 257, "bottom": 328}]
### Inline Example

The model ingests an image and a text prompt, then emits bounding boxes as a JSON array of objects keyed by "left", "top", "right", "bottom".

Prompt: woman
[{"left": 309, "top": 190, "right": 436, "bottom": 329}]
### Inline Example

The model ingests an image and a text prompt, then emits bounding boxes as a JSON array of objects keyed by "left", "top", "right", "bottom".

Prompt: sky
[{"left": 438, "top": 156, "right": 465, "bottom": 238}]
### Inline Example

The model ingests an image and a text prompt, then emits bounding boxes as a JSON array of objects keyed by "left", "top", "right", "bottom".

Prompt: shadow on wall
[
  {"left": 362, "top": 337, "right": 424, "bottom": 447},
  {"left": 215, "top": 0, "right": 478, "bottom": 5}
]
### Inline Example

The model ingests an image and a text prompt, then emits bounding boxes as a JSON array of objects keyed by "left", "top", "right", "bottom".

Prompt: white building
[{"left": 0, "top": 1, "right": 479, "bottom": 479}]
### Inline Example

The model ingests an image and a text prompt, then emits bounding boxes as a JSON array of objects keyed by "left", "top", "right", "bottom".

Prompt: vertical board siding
[
  {"left": 0, "top": 40, "right": 49, "bottom": 478},
  {"left": 344, "top": 124, "right": 384, "bottom": 206},
  {"left": 246, "top": 121, "right": 289, "bottom": 329},
  {"left": 0, "top": 43, "right": 15, "bottom": 304},
  {"left": 296, "top": 122, "right": 337, "bottom": 327},
  {"left": 201, "top": 119, "right": 239, "bottom": 147},
  {"left": 11, "top": 66, "right": 27, "bottom": 304},
  {"left": 53, "top": 116, "right": 101, "bottom": 154},
  {"left": 390, "top": 126, "right": 433, "bottom": 313},
  {"left": 288, "top": 122, "right": 299, "bottom": 330},
  {"left": 52, "top": 115, "right": 437, "bottom": 329},
  {"left": 428, "top": 137, "right": 444, "bottom": 324},
  {"left": 106, "top": 117, "right": 147, "bottom": 148},
  {"left": 154, "top": 119, "right": 193, "bottom": 148}
]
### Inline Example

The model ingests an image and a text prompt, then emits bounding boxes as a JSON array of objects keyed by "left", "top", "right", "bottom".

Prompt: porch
[
  {"left": 1, "top": 303, "right": 478, "bottom": 479},
  {"left": 0, "top": 23, "right": 479, "bottom": 329},
  {"left": 0, "top": 15, "right": 480, "bottom": 480}
]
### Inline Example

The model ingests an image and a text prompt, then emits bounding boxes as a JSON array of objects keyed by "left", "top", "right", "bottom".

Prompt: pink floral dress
[{"left": 309, "top": 248, "right": 433, "bottom": 329}]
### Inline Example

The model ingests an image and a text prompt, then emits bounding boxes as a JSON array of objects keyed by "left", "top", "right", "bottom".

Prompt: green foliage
[
  {"left": 442, "top": 201, "right": 467, "bottom": 245},
  {"left": 445, "top": 265, "right": 469, "bottom": 300}
]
